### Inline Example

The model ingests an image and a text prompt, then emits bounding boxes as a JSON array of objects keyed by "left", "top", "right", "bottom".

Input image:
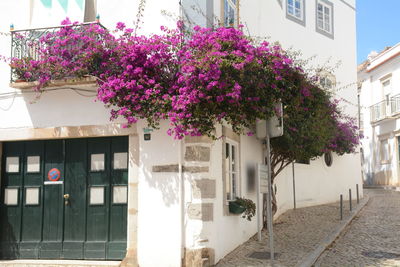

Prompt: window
[
  {"left": 286, "top": 0, "right": 305, "bottom": 25},
  {"left": 225, "top": 140, "right": 239, "bottom": 201},
  {"left": 90, "top": 153, "right": 105, "bottom": 171},
  {"left": 382, "top": 79, "right": 391, "bottom": 99},
  {"left": 27, "top": 156, "right": 40, "bottom": 173},
  {"left": 25, "top": 187, "right": 40, "bottom": 205},
  {"left": 316, "top": 0, "right": 334, "bottom": 38},
  {"left": 113, "top": 152, "right": 128, "bottom": 170},
  {"left": 6, "top": 157, "right": 19, "bottom": 173},
  {"left": 223, "top": 0, "right": 237, "bottom": 27},
  {"left": 90, "top": 186, "right": 105, "bottom": 205},
  {"left": 324, "top": 152, "right": 333, "bottom": 167},
  {"left": 380, "top": 139, "right": 390, "bottom": 164},
  {"left": 318, "top": 71, "right": 336, "bottom": 90}
]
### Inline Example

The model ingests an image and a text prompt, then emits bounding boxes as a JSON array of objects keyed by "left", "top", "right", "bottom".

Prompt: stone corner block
[
  {"left": 152, "top": 164, "right": 179, "bottom": 172},
  {"left": 185, "top": 146, "right": 210, "bottom": 162},
  {"left": 187, "top": 203, "right": 213, "bottom": 221},
  {"left": 185, "top": 135, "right": 214, "bottom": 144},
  {"left": 192, "top": 179, "right": 216, "bottom": 199},
  {"left": 183, "top": 247, "right": 215, "bottom": 267}
]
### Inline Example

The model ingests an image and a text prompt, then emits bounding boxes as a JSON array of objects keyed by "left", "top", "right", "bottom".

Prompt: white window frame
[
  {"left": 316, "top": 0, "right": 334, "bottom": 38},
  {"left": 286, "top": 0, "right": 305, "bottom": 24},
  {"left": 225, "top": 139, "right": 239, "bottom": 202},
  {"left": 223, "top": 0, "right": 238, "bottom": 27}
]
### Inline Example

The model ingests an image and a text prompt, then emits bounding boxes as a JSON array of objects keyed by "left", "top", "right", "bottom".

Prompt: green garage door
[{"left": 0, "top": 137, "right": 128, "bottom": 260}]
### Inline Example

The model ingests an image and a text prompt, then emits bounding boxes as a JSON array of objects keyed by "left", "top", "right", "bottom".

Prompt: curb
[
  {"left": 364, "top": 185, "right": 400, "bottom": 191},
  {"left": 295, "top": 196, "right": 370, "bottom": 267}
]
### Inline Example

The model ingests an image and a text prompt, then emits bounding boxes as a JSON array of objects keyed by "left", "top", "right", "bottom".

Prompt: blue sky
[{"left": 357, "top": 0, "right": 400, "bottom": 63}]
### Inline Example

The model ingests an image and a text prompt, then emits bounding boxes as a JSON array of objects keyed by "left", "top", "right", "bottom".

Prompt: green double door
[{"left": 0, "top": 137, "right": 128, "bottom": 260}]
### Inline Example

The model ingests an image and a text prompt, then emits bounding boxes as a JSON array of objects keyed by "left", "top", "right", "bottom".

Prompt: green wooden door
[{"left": 0, "top": 137, "right": 128, "bottom": 260}]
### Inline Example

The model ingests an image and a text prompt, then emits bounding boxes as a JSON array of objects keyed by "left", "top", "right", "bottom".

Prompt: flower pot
[{"left": 229, "top": 201, "right": 246, "bottom": 214}]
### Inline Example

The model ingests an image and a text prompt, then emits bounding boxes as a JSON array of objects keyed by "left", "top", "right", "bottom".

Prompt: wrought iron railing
[
  {"left": 10, "top": 22, "right": 105, "bottom": 82},
  {"left": 370, "top": 100, "right": 387, "bottom": 122},
  {"left": 370, "top": 94, "right": 400, "bottom": 122},
  {"left": 390, "top": 94, "right": 400, "bottom": 115}
]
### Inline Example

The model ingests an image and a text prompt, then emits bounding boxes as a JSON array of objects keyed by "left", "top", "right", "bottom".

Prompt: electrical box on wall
[
  {"left": 256, "top": 102, "right": 283, "bottom": 139},
  {"left": 268, "top": 102, "right": 283, "bottom": 138}
]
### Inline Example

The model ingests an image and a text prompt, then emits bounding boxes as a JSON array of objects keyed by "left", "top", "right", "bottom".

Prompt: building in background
[
  {"left": 0, "top": 1, "right": 360, "bottom": 266},
  {"left": 358, "top": 43, "right": 400, "bottom": 187}
]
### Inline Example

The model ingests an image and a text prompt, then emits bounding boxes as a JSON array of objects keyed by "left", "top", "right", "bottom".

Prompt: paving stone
[
  {"left": 316, "top": 189, "right": 400, "bottom": 267},
  {"left": 216, "top": 200, "right": 352, "bottom": 266}
]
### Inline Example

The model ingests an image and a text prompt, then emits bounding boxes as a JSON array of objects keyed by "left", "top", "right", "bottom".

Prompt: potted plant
[{"left": 229, "top": 197, "right": 256, "bottom": 221}]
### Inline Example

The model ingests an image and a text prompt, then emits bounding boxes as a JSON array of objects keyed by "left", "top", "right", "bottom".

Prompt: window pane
[
  {"left": 27, "top": 156, "right": 40, "bottom": 173},
  {"left": 295, "top": 8, "right": 301, "bottom": 18},
  {"left": 231, "top": 145, "right": 235, "bottom": 161},
  {"left": 91, "top": 153, "right": 105, "bottom": 171},
  {"left": 4, "top": 188, "right": 18, "bottom": 205},
  {"left": 6, "top": 157, "right": 19, "bottom": 173},
  {"left": 113, "top": 152, "right": 128, "bottom": 170},
  {"left": 25, "top": 187, "right": 40, "bottom": 205},
  {"left": 295, "top": 0, "right": 300, "bottom": 9},
  {"left": 232, "top": 173, "right": 236, "bottom": 199},
  {"left": 113, "top": 186, "right": 128, "bottom": 204},
  {"left": 226, "top": 171, "right": 232, "bottom": 200},
  {"left": 288, "top": 5, "right": 294, "bottom": 15},
  {"left": 325, "top": 22, "right": 330, "bottom": 32},
  {"left": 90, "top": 187, "right": 104, "bottom": 205},
  {"left": 324, "top": 6, "right": 330, "bottom": 15},
  {"left": 226, "top": 143, "right": 230, "bottom": 158}
]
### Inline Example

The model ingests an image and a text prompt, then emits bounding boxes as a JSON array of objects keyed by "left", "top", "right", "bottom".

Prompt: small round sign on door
[{"left": 48, "top": 168, "right": 61, "bottom": 181}]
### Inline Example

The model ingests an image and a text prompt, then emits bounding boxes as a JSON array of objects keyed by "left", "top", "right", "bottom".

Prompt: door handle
[{"left": 64, "top": 194, "right": 70, "bottom": 206}]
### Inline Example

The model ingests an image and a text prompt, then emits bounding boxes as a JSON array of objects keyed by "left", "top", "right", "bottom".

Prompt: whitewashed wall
[
  {"left": 0, "top": 1, "right": 362, "bottom": 266},
  {"left": 359, "top": 44, "right": 400, "bottom": 186}
]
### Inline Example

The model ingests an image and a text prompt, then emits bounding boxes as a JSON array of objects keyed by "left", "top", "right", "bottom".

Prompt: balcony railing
[
  {"left": 370, "top": 100, "right": 387, "bottom": 122},
  {"left": 390, "top": 94, "right": 400, "bottom": 115},
  {"left": 10, "top": 22, "right": 105, "bottom": 83},
  {"left": 370, "top": 94, "right": 400, "bottom": 122}
]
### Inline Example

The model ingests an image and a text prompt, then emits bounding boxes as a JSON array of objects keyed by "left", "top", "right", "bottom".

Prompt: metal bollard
[
  {"left": 349, "top": 189, "right": 352, "bottom": 211},
  {"left": 356, "top": 184, "right": 359, "bottom": 204},
  {"left": 340, "top": 194, "right": 343, "bottom": 220}
]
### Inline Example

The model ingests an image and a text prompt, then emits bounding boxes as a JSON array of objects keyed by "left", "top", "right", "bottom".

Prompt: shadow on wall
[
  {"left": 141, "top": 146, "right": 180, "bottom": 207},
  {"left": 373, "top": 170, "right": 395, "bottom": 186},
  {"left": 13, "top": 87, "right": 113, "bottom": 129}
]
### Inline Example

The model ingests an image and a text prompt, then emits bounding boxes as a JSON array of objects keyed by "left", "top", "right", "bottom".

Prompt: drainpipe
[
  {"left": 178, "top": 3, "right": 186, "bottom": 264},
  {"left": 179, "top": 139, "right": 185, "bottom": 264}
]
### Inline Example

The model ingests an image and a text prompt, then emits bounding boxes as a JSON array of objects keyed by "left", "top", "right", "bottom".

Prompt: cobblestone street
[
  {"left": 216, "top": 201, "right": 352, "bottom": 267},
  {"left": 316, "top": 189, "right": 400, "bottom": 266}
]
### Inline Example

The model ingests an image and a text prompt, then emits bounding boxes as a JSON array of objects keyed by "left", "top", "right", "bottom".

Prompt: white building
[
  {"left": 358, "top": 43, "right": 400, "bottom": 187},
  {"left": 0, "top": 0, "right": 361, "bottom": 266}
]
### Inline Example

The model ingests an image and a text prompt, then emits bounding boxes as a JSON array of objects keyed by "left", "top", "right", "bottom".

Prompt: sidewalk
[{"left": 216, "top": 199, "right": 363, "bottom": 267}]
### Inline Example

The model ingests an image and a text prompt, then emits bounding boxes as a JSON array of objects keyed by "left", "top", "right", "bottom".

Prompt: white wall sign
[{"left": 258, "top": 164, "right": 269, "bottom": 194}]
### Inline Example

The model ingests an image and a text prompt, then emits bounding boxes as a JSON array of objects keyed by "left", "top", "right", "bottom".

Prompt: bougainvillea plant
[{"left": 8, "top": 19, "right": 361, "bottom": 215}]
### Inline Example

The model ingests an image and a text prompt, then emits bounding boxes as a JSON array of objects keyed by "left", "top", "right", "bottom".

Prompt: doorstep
[{"left": 0, "top": 260, "right": 121, "bottom": 267}]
